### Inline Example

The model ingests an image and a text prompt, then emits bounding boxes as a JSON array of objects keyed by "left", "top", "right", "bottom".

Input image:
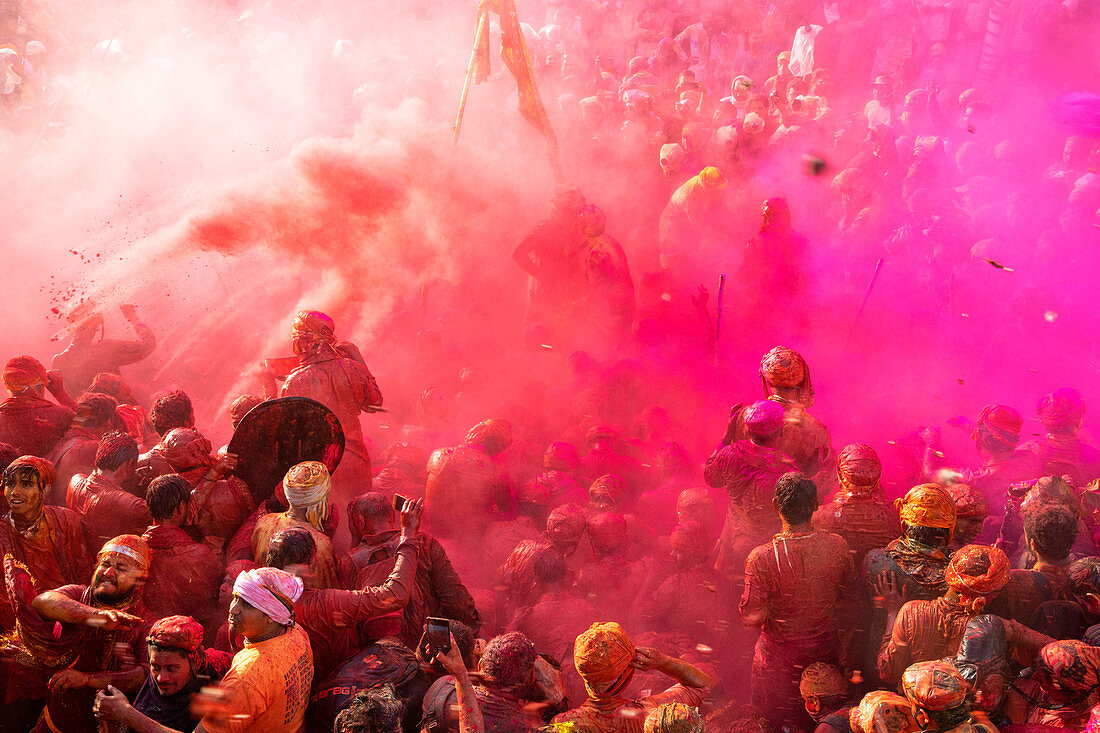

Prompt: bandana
[
  {"left": 743, "top": 400, "right": 785, "bottom": 437},
  {"left": 148, "top": 615, "right": 206, "bottom": 670},
  {"left": 587, "top": 512, "right": 628, "bottom": 554},
  {"left": 546, "top": 504, "right": 586, "bottom": 544},
  {"left": 1036, "top": 640, "right": 1100, "bottom": 692},
  {"left": 4, "top": 455, "right": 57, "bottom": 490},
  {"left": 669, "top": 521, "right": 710, "bottom": 559},
  {"left": 945, "top": 484, "right": 988, "bottom": 519},
  {"left": 588, "top": 474, "right": 627, "bottom": 507},
  {"left": 901, "top": 660, "right": 968, "bottom": 712},
  {"left": 945, "top": 544, "right": 1010, "bottom": 596},
  {"left": 1037, "top": 388, "right": 1086, "bottom": 430},
  {"left": 896, "top": 484, "right": 957, "bottom": 531},
  {"left": 98, "top": 534, "right": 151, "bottom": 572},
  {"left": 971, "top": 405, "right": 1022, "bottom": 449},
  {"left": 464, "top": 419, "right": 513, "bottom": 456},
  {"left": 291, "top": 310, "right": 337, "bottom": 344},
  {"left": 799, "top": 662, "right": 847, "bottom": 697},
  {"left": 837, "top": 444, "right": 881, "bottom": 493},
  {"left": 232, "top": 567, "right": 304, "bottom": 627},
  {"left": 283, "top": 461, "right": 331, "bottom": 529},
  {"left": 849, "top": 691, "right": 919, "bottom": 733},
  {"left": 885, "top": 538, "right": 950, "bottom": 596},
  {"left": 3, "top": 356, "right": 47, "bottom": 394},
  {"left": 574, "top": 622, "right": 636, "bottom": 699},
  {"left": 160, "top": 428, "right": 213, "bottom": 471},
  {"left": 644, "top": 703, "right": 704, "bottom": 733},
  {"left": 760, "top": 347, "right": 814, "bottom": 407}
]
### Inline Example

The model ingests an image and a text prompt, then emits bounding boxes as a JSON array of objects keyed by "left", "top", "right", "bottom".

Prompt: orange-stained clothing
[
  {"left": 202, "top": 624, "right": 314, "bottom": 733},
  {"left": 877, "top": 595, "right": 1054, "bottom": 684},
  {"left": 251, "top": 513, "right": 339, "bottom": 590},
  {"left": 552, "top": 683, "right": 709, "bottom": 733}
]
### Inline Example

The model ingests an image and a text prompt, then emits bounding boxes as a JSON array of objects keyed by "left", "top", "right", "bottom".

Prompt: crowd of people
[{"left": 2, "top": 0, "right": 1100, "bottom": 731}]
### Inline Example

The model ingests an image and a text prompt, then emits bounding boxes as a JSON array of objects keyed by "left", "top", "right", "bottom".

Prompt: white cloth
[
  {"left": 788, "top": 24, "right": 823, "bottom": 78},
  {"left": 233, "top": 567, "right": 304, "bottom": 626}
]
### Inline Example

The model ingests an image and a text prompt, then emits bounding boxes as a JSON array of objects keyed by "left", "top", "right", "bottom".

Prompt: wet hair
[
  {"left": 904, "top": 524, "right": 953, "bottom": 548},
  {"left": 146, "top": 474, "right": 192, "bottom": 521},
  {"left": 533, "top": 547, "right": 568, "bottom": 585},
  {"left": 0, "top": 443, "right": 19, "bottom": 471},
  {"left": 265, "top": 527, "right": 316, "bottom": 569},
  {"left": 480, "top": 631, "right": 537, "bottom": 689},
  {"left": 923, "top": 705, "right": 971, "bottom": 731},
  {"left": 150, "top": 389, "right": 194, "bottom": 437},
  {"left": 774, "top": 472, "right": 818, "bottom": 525},
  {"left": 1024, "top": 503, "right": 1078, "bottom": 561},
  {"left": 94, "top": 431, "right": 138, "bottom": 471},
  {"left": 4, "top": 464, "right": 44, "bottom": 489},
  {"left": 1068, "top": 557, "right": 1100, "bottom": 597},
  {"left": 334, "top": 685, "right": 404, "bottom": 733},
  {"left": 76, "top": 392, "right": 118, "bottom": 429},
  {"left": 449, "top": 620, "right": 476, "bottom": 663}
]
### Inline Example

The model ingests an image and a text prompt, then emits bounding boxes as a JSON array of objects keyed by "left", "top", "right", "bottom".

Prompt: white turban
[
  {"left": 233, "top": 567, "right": 304, "bottom": 627},
  {"left": 283, "top": 461, "right": 331, "bottom": 529}
]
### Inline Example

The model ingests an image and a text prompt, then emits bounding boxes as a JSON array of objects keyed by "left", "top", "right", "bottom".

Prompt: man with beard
[
  {"left": 0, "top": 355, "right": 76, "bottom": 457},
  {"left": 262, "top": 310, "right": 383, "bottom": 521},
  {"left": 52, "top": 304, "right": 156, "bottom": 397},
  {"left": 18, "top": 534, "right": 155, "bottom": 733},
  {"left": 705, "top": 399, "right": 798, "bottom": 579},
  {"left": 67, "top": 431, "right": 153, "bottom": 552}
]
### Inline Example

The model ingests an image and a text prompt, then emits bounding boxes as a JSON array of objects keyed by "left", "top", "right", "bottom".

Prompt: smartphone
[
  {"left": 425, "top": 617, "right": 451, "bottom": 655},
  {"left": 393, "top": 494, "right": 407, "bottom": 511}
]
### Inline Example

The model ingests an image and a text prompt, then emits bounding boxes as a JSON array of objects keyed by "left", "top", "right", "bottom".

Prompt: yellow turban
[
  {"left": 573, "top": 622, "right": 636, "bottom": 699},
  {"left": 283, "top": 461, "right": 331, "bottom": 529},
  {"left": 698, "top": 166, "right": 727, "bottom": 191},
  {"left": 895, "top": 483, "right": 957, "bottom": 532}
]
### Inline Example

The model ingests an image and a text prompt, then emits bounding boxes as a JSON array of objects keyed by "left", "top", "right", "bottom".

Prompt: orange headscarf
[
  {"left": 944, "top": 544, "right": 1010, "bottom": 596},
  {"left": 837, "top": 444, "right": 882, "bottom": 494},
  {"left": 901, "top": 660, "right": 969, "bottom": 712},
  {"left": 3, "top": 356, "right": 47, "bottom": 394},
  {"left": 849, "top": 691, "right": 920, "bottom": 733},
  {"left": 799, "top": 662, "right": 847, "bottom": 697},
  {"left": 573, "top": 622, "right": 636, "bottom": 699},
  {"left": 896, "top": 484, "right": 957, "bottom": 533}
]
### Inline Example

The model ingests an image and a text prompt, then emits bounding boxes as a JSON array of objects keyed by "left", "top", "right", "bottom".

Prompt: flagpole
[{"left": 453, "top": 9, "right": 488, "bottom": 147}]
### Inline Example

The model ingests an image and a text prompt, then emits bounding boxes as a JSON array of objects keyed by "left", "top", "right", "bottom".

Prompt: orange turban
[
  {"left": 3, "top": 356, "right": 47, "bottom": 394},
  {"left": 945, "top": 544, "right": 1010, "bottom": 596},
  {"left": 574, "top": 622, "right": 636, "bottom": 698},
  {"left": 896, "top": 484, "right": 957, "bottom": 531},
  {"left": 4, "top": 455, "right": 57, "bottom": 490},
  {"left": 902, "top": 661, "right": 969, "bottom": 712},
  {"left": 698, "top": 166, "right": 727, "bottom": 191},
  {"left": 849, "top": 691, "right": 919, "bottom": 733},
  {"left": 1036, "top": 640, "right": 1100, "bottom": 692},
  {"left": 644, "top": 703, "right": 704, "bottom": 733},
  {"left": 292, "top": 310, "right": 336, "bottom": 343},
  {"left": 760, "top": 346, "right": 814, "bottom": 407},
  {"left": 837, "top": 444, "right": 881, "bottom": 493},
  {"left": 799, "top": 662, "right": 847, "bottom": 697},
  {"left": 97, "top": 534, "right": 151, "bottom": 572},
  {"left": 945, "top": 484, "right": 988, "bottom": 519}
]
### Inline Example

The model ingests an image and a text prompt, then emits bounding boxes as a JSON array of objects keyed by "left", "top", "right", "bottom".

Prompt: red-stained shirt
[
  {"left": 141, "top": 523, "right": 225, "bottom": 628},
  {"left": 66, "top": 472, "right": 153, "bottom": 554},
  {"left": 425, "top": 444, "right": 512, "bottom": 541},
  {"left": 0, "top": 395, "right": 74, "bottom": 457}
]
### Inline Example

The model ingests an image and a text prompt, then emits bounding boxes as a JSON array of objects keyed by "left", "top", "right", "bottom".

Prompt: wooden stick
[{"left": 453, "top": 10, "right": 489, "bottom": 147}]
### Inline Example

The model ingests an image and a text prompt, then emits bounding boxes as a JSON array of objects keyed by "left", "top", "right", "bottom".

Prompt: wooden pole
[{"left": 453, "top": 11, "right": 488, "bottom": 148}]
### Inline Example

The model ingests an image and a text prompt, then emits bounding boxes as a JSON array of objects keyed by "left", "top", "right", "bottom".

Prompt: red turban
[
  {"left": 670, "top": 521, "right": 711, "bottom": 559},
  {"left": 498, "top": 540, "right": 554, "bottom": 597},
  {"left": 97, "top": 534, "right": 151, "bottom": 572},
  {"left": 588, "top": 474, "right": 628, "bottom": 507},
  {"left": 1037, "top": 388, "right": 1086, "bottom": 431},
  {"left": 3, "top": 356, "right": 47, "bottom": 394},
  {"left": 838, "top": 444, "right": 882, "bottom": 493},
  {"left": 972, "top": 405, "right": 1022, "bottom": 449},
  {"left": 517, "top": 477, "right": 552, "bottom": 506},
  {"left": 799, "top": 662, "right": 847, "bottom": 697},
  {"left": 464, "top": 419, "right": 513, "bottom": 456},
  {"left": 574, "top": 622, "right": 636, "bottom": 698},
  {"left": 743, "top": 400, "right": 785, "bottom": 437},
  {"left": 1036, "top": 640, "right": 1100, "bottom": 692},
  {"left": 4, "top": 455, "right": 57, "bottom": 490},
  {"left": 546, "top": 503, "right": 586, "bottom": 545},
  {"left": 901, "top": 660, "right": 969, "bottom": 711},
  {"left": 292, "top": 310, "right": 336, "bottom": 343},
  {"left": 544, "top": 442, "right": 580, "bottom": 471},
  {"left": 896, "top": 484, "right": 957, "bottom": 531},
  {"left": 760, "top": 346, "right": 814, "bottom": 407},
  {"left": 587, "top": 512, "right": 628, "bottom": 554},
  {"left": 945, "top": 544, "right": 1010, "bottom": 596},
  {"left": 147, "top": 615, "right": 206, "bottom": 670},
  {"left": 161, "top": 428, "right": 213, "bottom": 471},
  {"left": 945, "top": 484, "right": 988, "bottom": 519}
]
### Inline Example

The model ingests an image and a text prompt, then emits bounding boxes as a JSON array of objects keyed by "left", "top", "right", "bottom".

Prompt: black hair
[
  {"left": 76, "top": 392, "right": 118, "bottom": 429},
  {"left": 480, "top": 632, "right": 537, "bottom": 689},
  {"left": 150, "top": 389, "right": 194, "bottom": 437},
  {"left": 334, "top": 685, "right": 404, "bottom": 733},
  {"left": 95, "top": 431, "right": 139, "bottom": 471},
  {"left": 904, "top": 524, "right": 952, "bottom": 548},
  {"left": 265, "top": 528, "right": 316, "bottom": 569},
  {"left": 774, "top": 472, "right": 818, "bottom": 525},
  {"left": 1024, "top": 503, "right": 1078, "bottom": 561},
  {"left": 146, "top": 474, "right": 192, "bottom": 521}
]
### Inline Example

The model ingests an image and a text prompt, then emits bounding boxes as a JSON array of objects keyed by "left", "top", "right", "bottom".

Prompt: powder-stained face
[
  {"left": 149, "top": 648, "right": 194, "bottom": 697},
  {"left": 4, "top": 472, "right": 43, "bottom": 523}
]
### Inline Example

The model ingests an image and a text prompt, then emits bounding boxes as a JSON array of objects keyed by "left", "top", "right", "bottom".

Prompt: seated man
[
  {"left": 512, "top": 547, "right": 598, "bottom": 664},
  {"left": 552, "top": 622, "right": 713, "bottom": 733},
  {"left": 92, "top": 615, "right": 232, "bottom": 732},
  {"left": 67, "top": 431, "right": 152, "bottom": 552},
  {"left": 141, "top": 474, "right": 225, "bottom": 635}
]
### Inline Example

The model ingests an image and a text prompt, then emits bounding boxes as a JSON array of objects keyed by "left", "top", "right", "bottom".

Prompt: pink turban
[{"left": 233, "top": 567, "right": 304, "bottom": 626}]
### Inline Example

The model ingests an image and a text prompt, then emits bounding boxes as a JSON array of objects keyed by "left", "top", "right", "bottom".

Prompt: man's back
[
  {"left": 141, "top": 523, "right": 224, "bottom": 625},
  {"left": 0, "top": 395, "right": 73, "bottom": 457},
  {"left": 425, "top": 444, "right": 510, "bottom": 540},
  {"left": 67, "top": 473, "right": 152, "bottom": 553}
]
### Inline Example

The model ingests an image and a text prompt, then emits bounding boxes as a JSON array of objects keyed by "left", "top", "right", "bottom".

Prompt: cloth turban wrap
[
  {"left": 5, "top": 455, "right": 57, "bottom": 490},
  {"left": 283, "top": 461, "right": 331, "bottom": 529},
  {"left": 148, "top": 615, "right": 206, "bottom": 669},
  {"left": 233, "top": 567, "right": 304, "bottom": 626},
  {"left": 945, "top": 544, "right": 1010, "bottom": 596},
  {"left": 896, "top": 484, "right": 957, "bottom": 531},
  {"left": 574, "top": 622, "right": 636, "bottom": 698},
  {"left": 945, "top": 484, "right": 988, "bottom": 519},
  {"left": 902, "top": 660, "right": 969, "bottom": 711},
  {"left": 849, "top": 691, "right": 919, "bottom": 733},
  {"left": 760, "top": 346, "right": 814, "bottom": 407},
  {"left": 546, "top": 504, "right": 586, "bottom": 544},
  {"left": 1035, "top": 640, "right": 1100, "bottom": 692},
  {"left": 98, "top": 534, "right": 151, "bottom": 572},
  {"left": 464, "top": 418, "right": 513, "bottom": 456},
  {"left": 838, "top": 444, "right": 882, "bottom": 492},
  {"left": 578, "top": 204, "right": 607, "bottom": 238},
  {"left": 698, "top": 166, "right": 727, "bottom": 191},
  {"left": 1037, "top": 387, "right": 1086, "bottom": 430},
  {"left": 3, "top": 356, "right": 47, "bottom": 393},
  {"left": 676, "top": 489, "right": 713, "bottom": 517},
  {"left": 743, "top": 400, "right": 785, "bottom": 437},
  {"left": 589, "top": 474, "right": 628, "bottom": 506},
  {"left": 292, "top": 310, "right": 336, "bottom": 344},
  {"left": 644, "top": 703, "right": 704, "bottom": 733},
  {"left": 972, "top": 405, "right": 1022, "bottom": 449},
  {"left": 587, "top": 512, "right": 628, "bottom": 553},
  {"left": 518, "top": 477, "right": 552, "bottom": 506},
  {"left": 799, "top": 662, "right": 847, "bottom": 697},
  {"left": 544, "top": 442, "right": 579, "bottom": 471},
  {"left": 161, "top": 428, "right": 212, "bottom": 470},
  {"left": 498, "top": 540, "right": 554, "bottom": 596},
  {"left": 670, "top": 521, "right": 710, "bottom": 559}
]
